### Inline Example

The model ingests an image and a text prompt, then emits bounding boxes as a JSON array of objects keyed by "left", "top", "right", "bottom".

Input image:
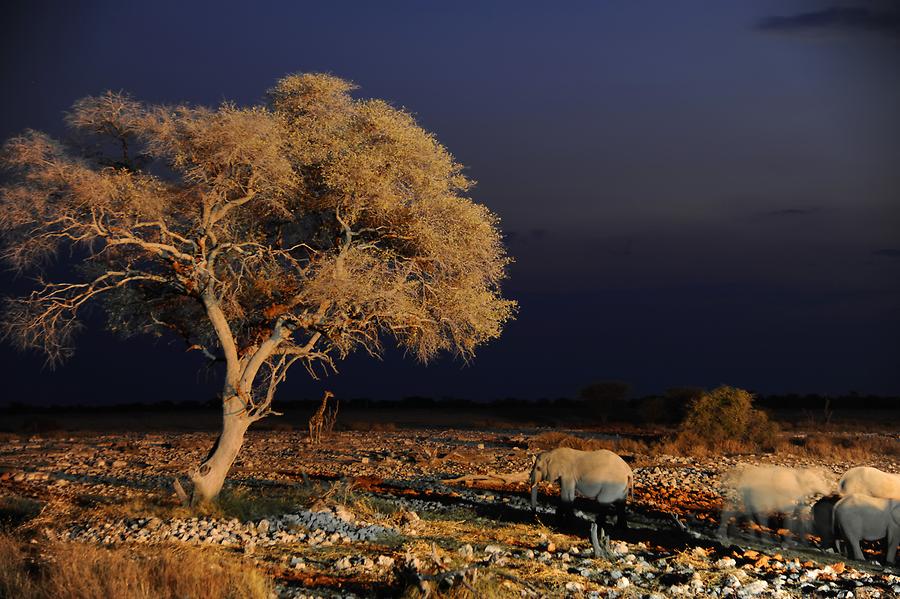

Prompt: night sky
[{"left": 1, "top": 1, "right": 898, "bottom": 405}]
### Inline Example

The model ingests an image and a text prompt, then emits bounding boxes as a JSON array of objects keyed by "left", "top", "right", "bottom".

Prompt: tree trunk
[{"left": 190, "top": 395, "right": 250, "bottom": 504}]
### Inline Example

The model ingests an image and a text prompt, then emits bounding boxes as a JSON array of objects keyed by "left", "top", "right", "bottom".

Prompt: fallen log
[{"left": 442, "top": 471, "right": 530, "bottom": 486}]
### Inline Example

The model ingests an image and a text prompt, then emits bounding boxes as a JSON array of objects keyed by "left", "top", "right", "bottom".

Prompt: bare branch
[{"left": 3, "top": 270, "right": 174, "bottom": 365}]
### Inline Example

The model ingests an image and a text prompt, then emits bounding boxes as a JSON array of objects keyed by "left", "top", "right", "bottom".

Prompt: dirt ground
[{"left": 2, "top": 423, "right": 899, "bottom": 598}]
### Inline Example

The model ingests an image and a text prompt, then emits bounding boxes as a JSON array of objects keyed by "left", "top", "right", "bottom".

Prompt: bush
[{"left": 676, "top": 386, "right": 779, "bottom": 453}]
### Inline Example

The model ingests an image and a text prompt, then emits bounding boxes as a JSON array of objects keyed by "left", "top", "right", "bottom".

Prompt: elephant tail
[
  {"left": 627, "top": 473, "right": 634, "bottom": 502},
  {"left": 831, "top": 499, "right": 839, "bottom": 544}
]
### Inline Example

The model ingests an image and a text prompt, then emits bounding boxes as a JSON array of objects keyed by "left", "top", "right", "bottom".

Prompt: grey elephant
[
  {"left": 833, "top": 493, "right": 900, "bottom": 564},
  {"left": 718, "top": 464, "right": 831, "bottom": 541},
  {"left": 839, "top": 466, "right": 900, "bottom": 499},
  {"left": 811, "top": 494, "right": 843, "bottom": 551},
  {"left": 529, "top": 447, "right": 633, "bottom": 529}
]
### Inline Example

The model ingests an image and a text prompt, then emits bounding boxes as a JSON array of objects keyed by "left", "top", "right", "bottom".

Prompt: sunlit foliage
[{"left": 0, "top": 73, "right": 516, "bottom": 419}]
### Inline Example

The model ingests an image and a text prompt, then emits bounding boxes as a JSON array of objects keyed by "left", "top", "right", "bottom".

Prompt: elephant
[
  {"left": 529, "top": 447, "right": 633, "bottom": 530},
  {"left": 718, "top": 465, "right": 831, "bottom": 541},
  {"left": 811, "top": 494, "right": 843, "bottom": 551},
  {"left": 839, "top": 466, "right": 900, "bottom": 499},
  {"left": 833, "top": 493, "right": 900, "bottom": 564}
]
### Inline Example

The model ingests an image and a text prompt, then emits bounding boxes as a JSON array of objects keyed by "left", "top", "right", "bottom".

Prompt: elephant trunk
[{"left": 530, "top": 468, "right": 539, "bottom": 509}]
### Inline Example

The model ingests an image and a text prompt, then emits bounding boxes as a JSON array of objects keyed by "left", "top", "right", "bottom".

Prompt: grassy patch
[
  {"left": 417, "top": 505, "right": 482, "bottom": 523},
  {"left": 786, "top": 433, "right": 900, "bottom": 461},
  {"left": 398, "top": 569, "right": 526, "bottom": 598},
  {"left": 0, "top": 533, "right": 273, "bottom": 599},
  {"left": 212, "top": 485, "right": 311, "bottom": 521},
  {"left": 92, "top": 482, "right": 337, "bottom": 523},
  {"left": 0, "top": 496, "right": 43, "bottom": 531}
]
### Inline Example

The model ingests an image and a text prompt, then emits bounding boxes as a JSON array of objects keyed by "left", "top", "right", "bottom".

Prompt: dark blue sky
[{"left": 1, "top": 1, "right": 898, "bottom": 404}]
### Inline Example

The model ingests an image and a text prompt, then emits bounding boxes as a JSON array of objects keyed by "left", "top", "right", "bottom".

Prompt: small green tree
[{"left": 678, "top": 386, "right": 778, "bottom": 450}]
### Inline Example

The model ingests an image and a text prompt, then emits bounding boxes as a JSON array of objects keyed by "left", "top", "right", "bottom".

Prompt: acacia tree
[{"left": 0, "top": 74, "right": 516, "bottom": 503}]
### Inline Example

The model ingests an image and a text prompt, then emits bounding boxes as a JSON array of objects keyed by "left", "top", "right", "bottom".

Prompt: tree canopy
[{"left": 0, "top": 73, "right": 516, "bottom": 420}]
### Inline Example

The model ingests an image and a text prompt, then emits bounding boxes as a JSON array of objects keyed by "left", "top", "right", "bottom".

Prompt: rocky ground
[{"left": 2, "top": 428, "right": 899, "bottom": 598}]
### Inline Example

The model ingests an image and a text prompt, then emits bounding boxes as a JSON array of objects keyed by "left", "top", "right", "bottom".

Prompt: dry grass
[
  {"left": 528, "top": 431, "right": 649, "bottom": 454},
  {"left": 395, "top": 524, "right": 581, "bottom": 599},
  {"left": 93, "top": 483, "right": 330, "bottom": 524},
  {"left": 0, "top": 533, "right": 273, "bottom": 599},
  {"left": 0, "top": 496, "right": 44, "bottom": 531},
  {"left": 655, "top": 431, "right": 900, "bottom": 460},
  {"left": 785, "top": 433, "right": 900, "bottom": 461},
  {"left": 657, "top": 434, "right": 765, "bottom": 458},
  {"left": 399, "top": 573, "right": 524, "bottom": 598}
]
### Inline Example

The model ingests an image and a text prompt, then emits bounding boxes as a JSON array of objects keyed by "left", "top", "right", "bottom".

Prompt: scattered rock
[
  {"left": 740, "top": 580, "right": 769, "bottom": 597},
  {"left": 716, "top": 557, "right": 737, "bottom": 568}
]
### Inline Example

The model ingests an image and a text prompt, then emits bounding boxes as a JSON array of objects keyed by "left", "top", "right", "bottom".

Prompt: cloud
[
  {"left": 873, "top": 248, "right": 900, "bottom": 257},
  {"left": 756, "top": 6, "right": 900, "bottom": 38}
]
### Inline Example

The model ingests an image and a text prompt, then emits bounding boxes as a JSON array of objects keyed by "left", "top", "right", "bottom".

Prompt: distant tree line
[{"left": 3, "top": 389, "right": 896, "bottom": 420}]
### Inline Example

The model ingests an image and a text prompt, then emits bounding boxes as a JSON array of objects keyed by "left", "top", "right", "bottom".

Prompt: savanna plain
[{"left": 1, "top": 398, "right": 899, "bottom": 599}]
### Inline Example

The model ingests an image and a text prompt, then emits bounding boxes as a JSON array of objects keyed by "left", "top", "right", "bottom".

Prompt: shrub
[{"left": 676, "top": 386, "right": 779, "bottom": 453}]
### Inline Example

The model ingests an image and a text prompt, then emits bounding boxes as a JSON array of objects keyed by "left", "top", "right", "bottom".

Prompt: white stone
[
  {"left": 716, "top": 557, "right": 737, "bottom": 568},
  {"left": 335, "top": 557, "right": 352, "bottom": 570}
]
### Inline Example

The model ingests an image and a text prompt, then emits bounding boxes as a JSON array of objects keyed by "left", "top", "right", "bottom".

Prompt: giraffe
[{"left": 308, "top": 390, "right": 334, "bottom": 444}]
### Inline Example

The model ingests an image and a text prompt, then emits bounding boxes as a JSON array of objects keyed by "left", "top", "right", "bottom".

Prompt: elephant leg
[
  {"left": 752, "top": 511, "right": 769, "bottom": 540},
  {"left": 717, "top": 505, "right": 736, "bottom": 540},
  {"left": 886, "top": 530, "right": 899, "bottom": 565},
  {"left": 847, "top": 537, "right": 865, "bottom": 561},
  {"left": 557, "top": 503, "right": 578, "bottom": 530},
  {"left": 820, "top": 530, "right": 834, "bottom": 551},
  {"left": 594, "top": 505, "right": 608, "bottom": 533},
  {"left": 614, "top": 500, "right": 628, "bottom": 530},
  {"left": 560, "top": 477, "right": 576, "bottom": 504},
  {"left": 782, "top": 511, "right": 800, "bottom": 546},
  {"left": 556, "top": 477, "right": 576, "bottom": 525}
]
